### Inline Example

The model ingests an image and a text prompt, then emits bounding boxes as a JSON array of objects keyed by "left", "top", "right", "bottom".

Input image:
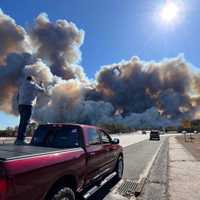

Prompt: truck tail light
[
  {"left": 0, "top": 167, "right": 7, "bottom": 193},
  {"left": 0, "top": 179, "right": 7, "bottom": 192}
]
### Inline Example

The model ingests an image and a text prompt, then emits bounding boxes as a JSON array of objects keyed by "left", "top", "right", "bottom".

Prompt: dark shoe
[{"left": 14, "top": 140, "right": 27, "bottom": 145}]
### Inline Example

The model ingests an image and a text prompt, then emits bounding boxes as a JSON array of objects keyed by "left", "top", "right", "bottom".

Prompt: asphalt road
[{"left": 87, "top": 136, "right": 167, "bottom": 200}]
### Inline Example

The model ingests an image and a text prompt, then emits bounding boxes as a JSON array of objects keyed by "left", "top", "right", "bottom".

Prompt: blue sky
[{"left": 0, "top": 0, "right": 200, "bottom": 129}]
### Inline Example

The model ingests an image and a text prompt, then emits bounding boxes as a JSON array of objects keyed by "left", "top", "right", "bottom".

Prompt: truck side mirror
[{"left": 112, "top": 138, "right": 120, "bottom": 144}]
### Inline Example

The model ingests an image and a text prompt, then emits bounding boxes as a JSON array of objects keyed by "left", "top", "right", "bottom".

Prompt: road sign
[{"left": 181, "top": 120, "right": 191, "bottom": 129}]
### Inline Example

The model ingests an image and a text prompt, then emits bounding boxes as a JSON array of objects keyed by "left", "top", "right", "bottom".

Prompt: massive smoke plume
[
  {"left": 0, "top": 10, "right": 200, "bottom": 128},
  {"left": 30, "top": 13, "right": 85, "bottom": 81},
  {"left": 93, "top": 56, "right": 195, "bottom": 118},
  {"left": 0, "top": 9, "right": 30, "bottom": 63}
]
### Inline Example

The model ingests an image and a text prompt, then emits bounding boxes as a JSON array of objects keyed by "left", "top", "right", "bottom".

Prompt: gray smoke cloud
[
  {"left": 0, "top": 9, "right": 31, "bottom": 64},
  {"left": 0, "top": 53, "right": 34, "bottom": 113},
  {"left": 0, "top": 10, "right": 200, "bottom": 128},
  {"left": 92, "top": 56, "right": 198, "bottom": 119},
  {"left": 30, "top": 13, "right": 85, "bottom": 80}
]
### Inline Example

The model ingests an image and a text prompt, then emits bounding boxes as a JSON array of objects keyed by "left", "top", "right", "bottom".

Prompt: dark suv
[{"left": 149, "top": 130, "right": 160, "bottom": 140}]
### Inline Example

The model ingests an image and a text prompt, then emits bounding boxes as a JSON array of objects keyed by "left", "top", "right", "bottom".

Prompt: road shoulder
[
  {"left": 137, "top": 138, "right": 169, "bottom": 200},
  {"left": 168, "top": 137, "right": 200, "bottom": 200}
]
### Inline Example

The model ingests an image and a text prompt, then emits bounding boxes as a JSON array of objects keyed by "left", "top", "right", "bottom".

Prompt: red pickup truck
[{"left": 0, "top": 124, "right": 124, "bottom": 200}]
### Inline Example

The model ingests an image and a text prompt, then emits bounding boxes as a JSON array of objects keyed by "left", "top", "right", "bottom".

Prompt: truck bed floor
[{"left": 0, "top": 144, "right": 67, "bottom": 161}]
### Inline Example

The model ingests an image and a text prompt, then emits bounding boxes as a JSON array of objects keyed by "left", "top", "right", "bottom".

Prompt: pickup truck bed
[{"left": 0, "top": 144, "right": 70, "bottom": 161}]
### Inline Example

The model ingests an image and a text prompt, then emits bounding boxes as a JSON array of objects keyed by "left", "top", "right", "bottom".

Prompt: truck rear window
[{"left": 31, "top": 126, "right": 81, "bottom": 149}]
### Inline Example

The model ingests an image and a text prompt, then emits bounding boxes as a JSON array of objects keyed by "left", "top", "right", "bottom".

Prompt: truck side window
[
  {"left": 88, "top": 128, "right": 101, "bottom": 145},
  {"left": 99, "top": 130, "right": 111, "bottom": 144}
]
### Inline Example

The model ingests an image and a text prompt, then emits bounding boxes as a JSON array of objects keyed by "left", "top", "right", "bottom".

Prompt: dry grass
[{"left": 176, "top": 134, "right": 200, "bottom": 161}]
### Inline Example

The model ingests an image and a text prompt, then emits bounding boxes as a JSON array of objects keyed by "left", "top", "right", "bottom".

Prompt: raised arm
[
  {"left": 34, "top": 82, "right": 46, "bottom": 93},
  {"left": 16, "top": 90, "right": 19, "bottom": 104}
]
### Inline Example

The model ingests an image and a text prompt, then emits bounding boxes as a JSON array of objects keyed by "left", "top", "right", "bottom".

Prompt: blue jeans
[{"left": 17, "top": 105, "right": 32, "bottom": 141}]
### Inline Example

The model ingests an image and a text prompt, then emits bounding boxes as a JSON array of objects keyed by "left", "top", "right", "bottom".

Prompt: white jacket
[{"left": 18, "top": 80, "right": 45, "bottom": 106}]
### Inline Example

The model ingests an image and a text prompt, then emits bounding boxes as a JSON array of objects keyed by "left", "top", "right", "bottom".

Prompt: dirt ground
[{"left": 176, "top": 134, "right": 200, "bottom": 161}]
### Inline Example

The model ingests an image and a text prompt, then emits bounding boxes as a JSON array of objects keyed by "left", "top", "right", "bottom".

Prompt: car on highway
[
  {"left": 0, "top": 123, "right": 123, "bottom": 200},
  {"left": 149, "top": 130, "right": 160, "bottom": 140},
  {"left": 142, "top": 130, "right": 146, "bottom": 134}
]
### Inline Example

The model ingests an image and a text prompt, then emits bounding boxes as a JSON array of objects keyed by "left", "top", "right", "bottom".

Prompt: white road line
[{"left": 138, "top": 139, "right": 164, "bottom": 182}]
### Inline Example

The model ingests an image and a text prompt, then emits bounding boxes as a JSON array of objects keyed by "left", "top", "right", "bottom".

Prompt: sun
[{"left": 161, "top": 2, "right": 179, "bottom": 23}]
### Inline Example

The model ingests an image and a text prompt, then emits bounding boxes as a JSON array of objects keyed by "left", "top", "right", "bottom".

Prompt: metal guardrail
[{"left": 0, "top": 137, "right": 32, "bottom": 144}]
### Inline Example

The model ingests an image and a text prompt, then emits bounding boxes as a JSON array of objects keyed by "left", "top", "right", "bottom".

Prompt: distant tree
[
  {"left": 191, "top": 119, "right": 200, "bottom": 132},
  {"left": 98, "top": 123, "right": 132, "bottom": 134}
]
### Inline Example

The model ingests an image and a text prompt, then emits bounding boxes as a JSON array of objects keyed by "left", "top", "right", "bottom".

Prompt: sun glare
[{"left": 161, "top": 2, "right": 179, "bottom": 23}]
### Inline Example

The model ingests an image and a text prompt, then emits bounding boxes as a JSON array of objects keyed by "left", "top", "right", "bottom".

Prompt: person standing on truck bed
[{"left": 15, "top": 75, "right": 45, "bottom": 145}]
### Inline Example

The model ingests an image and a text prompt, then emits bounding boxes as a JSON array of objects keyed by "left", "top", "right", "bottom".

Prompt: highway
[{"left": 87, "top": 136, "right": 168, "bottom": 200}]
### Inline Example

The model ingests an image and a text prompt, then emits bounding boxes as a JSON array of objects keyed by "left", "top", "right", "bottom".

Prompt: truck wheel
[
  {"left": 115, "top": 156, "right": 124, "bottom": 180},
  {"left": 47, "top": 186, "right": 75, "bottom": 200}
]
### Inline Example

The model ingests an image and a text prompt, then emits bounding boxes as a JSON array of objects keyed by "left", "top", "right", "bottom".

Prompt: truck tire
[
  {"left": 115, "top": 156, "right": 124, "bottom": 180},
  {"left": 46, "top": 186, "right": 75, "bottom": 200}
]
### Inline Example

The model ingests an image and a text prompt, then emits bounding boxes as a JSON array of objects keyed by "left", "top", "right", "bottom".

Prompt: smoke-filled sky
[{"left": 1, "top": 0, "right": 200, "bottom": 129}]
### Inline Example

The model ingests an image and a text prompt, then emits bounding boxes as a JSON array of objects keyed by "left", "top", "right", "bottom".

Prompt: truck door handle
[
  {"left": 89, "top": 152, "right": 96, "bottom": 156},
  {"left": 106, "top": 148, "right": 112, "bottom": 152}
]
